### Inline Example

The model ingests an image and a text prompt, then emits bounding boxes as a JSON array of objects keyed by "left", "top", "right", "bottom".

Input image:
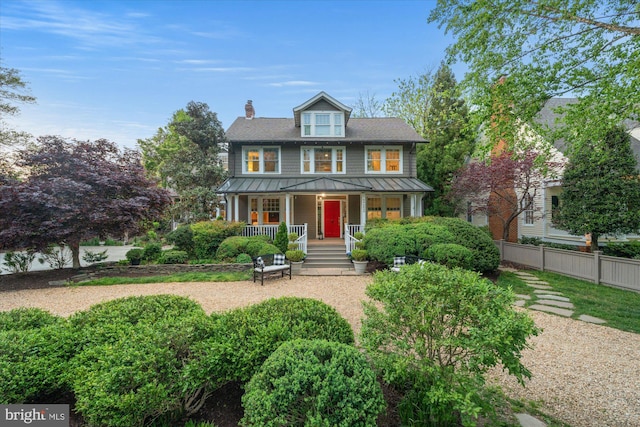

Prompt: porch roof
[{"left": 217, "top": 176, "right": 433, "bottom": 194}]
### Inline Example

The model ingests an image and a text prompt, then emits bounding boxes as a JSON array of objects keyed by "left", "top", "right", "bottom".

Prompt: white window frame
[
  {"left": 365, "top": 146, "right": 403, "bottom": 174},
  {"left": 367, "top": 195, "right": 403, "bottom": 219},
  {"left": 300, "top": 147, "right": 345, "bottom": 174},
  {"left": 248, "top": 196, "right": 283, "bottom": 225},
  {"left": 301, "top": 111, "right": 345, "bottom": 137},
  {"left": 242, "top": 146, "right": 281, "bottom": 174},
  {"left": 522, "top": 193, "right": 534, "bottom": 225}
]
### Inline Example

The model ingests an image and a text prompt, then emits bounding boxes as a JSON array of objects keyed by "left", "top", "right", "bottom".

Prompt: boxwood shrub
[
  {"left": 184, "top": 297, "right": 355, "bottom": 393},
  {"left": 215, "top": 235, "right": 276, "bottom": 261},
  {"left": 191, "top": 220, "right": 246, "bottom": 259},
  {"left": 0, "top": 307, "right": 62, "bottom": 332},
  {"left": 165, "top": 224, "right": 195, "bottom": 257},
  {"left": 158, "top": 249, "right": 189, "bottom": 264},
  {"left": 241, "top": 339, "right": 385, "bottom": 427},
  {"left": 424, "top": 243, "right": 474, "bottom": 270}
]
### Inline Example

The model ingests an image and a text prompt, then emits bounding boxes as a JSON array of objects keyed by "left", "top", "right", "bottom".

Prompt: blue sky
[{"left": 1, "top": 0, "right": 462, "bottom": 149}]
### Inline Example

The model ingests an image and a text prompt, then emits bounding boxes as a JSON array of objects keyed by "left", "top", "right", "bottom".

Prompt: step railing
[
  {"left": 344, "top": 224, "right": 364, "bottom": 254},
  {"left": 243, "top": 223, "right": 308, "bottom": 254}
]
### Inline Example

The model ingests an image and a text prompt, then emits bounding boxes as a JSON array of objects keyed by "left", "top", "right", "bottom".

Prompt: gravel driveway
[{"left": 0, "top": 275, "right": 638, "bottom": 427}]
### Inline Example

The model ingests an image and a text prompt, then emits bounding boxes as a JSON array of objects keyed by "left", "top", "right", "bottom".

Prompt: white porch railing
[
  {"left": 242, "top": 223, "right": 307, "bottom": 254},
  {"left": 344, "top": 224, "right": 364, "bottom": 254}
]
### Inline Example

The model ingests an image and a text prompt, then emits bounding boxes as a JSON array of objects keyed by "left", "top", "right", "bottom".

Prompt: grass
[
  {"left": 75, "top": 271, "right": 252, "bottom": 286},
  {"left": 496, "top": 270, "right": 640, "bottom": 334}
]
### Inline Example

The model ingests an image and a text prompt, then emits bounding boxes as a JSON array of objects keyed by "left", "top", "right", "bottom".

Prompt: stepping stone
[
  {"left": 529, "top": 304, "right": 574, "bottom": 317},
  {"left": 526, "top": 283, "right": 553, "bottom": 290},
  {"left": 515, "top": 294, "right": 532, "bottom": 300},
  {"left": 536, "top": 299, "right": 574, "bottom": 309},
  {"left": 578, "top": 314, "right": 607, "bottom": 324},
  {"left": 524, "top": 280, "right": 549, "bottom": 285},
  {"left": 513, "top": 272, "right": 537, "bottom": 278},
  {"left": 515, "top": 413, "right": 547, "bottom": 427},
  {"left": 48, "top": 280, "right": 67, "bottom": 286},
  {"left": 514, "top": 300, "right": 527, "bottom": 307},
  {"left": 533, "top": 289, "right": 563, "bottom": 295},
  {"left": 499, "top": 267, "right": 519, "bottom": 272},
  {"left": 535, "top": 294, "right": 570, "bottom": 302}
]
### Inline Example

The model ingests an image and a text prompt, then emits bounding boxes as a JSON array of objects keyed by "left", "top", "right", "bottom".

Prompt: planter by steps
[
  {"left": 290, "top": 261, "right": 304, "bottom": 274},
  {"left": 352, "top": 260, "right": 368, "bottom": 274}
]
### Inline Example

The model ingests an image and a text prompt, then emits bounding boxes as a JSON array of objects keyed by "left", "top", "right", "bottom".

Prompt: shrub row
[
  {"left": 0, "top": 296, "right": 373, "bottom": 426},
  {"left": 364, "top": 216, "right": 500, "bottom": 273},
  {"left": 166, "top": 221, "right": 246, "bottom": 259}
]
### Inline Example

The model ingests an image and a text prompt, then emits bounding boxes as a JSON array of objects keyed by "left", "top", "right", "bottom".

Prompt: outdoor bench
[
  {"left": 252, "top": 254, "right": 291, "bottom": 285},
  {"left": 390, "top": 255, "right": 423, "bottom": 272}
]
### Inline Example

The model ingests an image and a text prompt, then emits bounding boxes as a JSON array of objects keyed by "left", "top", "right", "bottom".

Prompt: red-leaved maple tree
[{"left": 0, "top": 136, "right": 172, "bottom": 268}]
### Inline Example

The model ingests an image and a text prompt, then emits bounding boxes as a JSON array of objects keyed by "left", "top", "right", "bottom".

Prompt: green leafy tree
[
  {"left": 351, "top": 90, "right": 384, "bottom": 118},
  {"left": 0, "top": 64, "right": 36, "bottom": 147},
  {"left": 360, "top": 263, "right": 539, "bottom": 426},
  {"left": 419, "top": 62, "right": 475, "bottom": 215},
  {"left": 139, "top": 101, "right": 227, "bottom": 222},
  {"left": 554, "top": 126, "right": 640, "bottom": 249},
  {"left": 384, "top": 70, "right": 433, "bottom": 137},
  {"left": 429, "top": 0, "right": 640, "bottom": 149}
]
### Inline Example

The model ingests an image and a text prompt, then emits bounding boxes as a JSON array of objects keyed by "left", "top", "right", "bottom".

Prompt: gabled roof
[
  {"left": 226, "top": 117, "right": 425, "bottom": 143},
  {"left": 292, "top": 91, "right": 353, "bottom": 127}
]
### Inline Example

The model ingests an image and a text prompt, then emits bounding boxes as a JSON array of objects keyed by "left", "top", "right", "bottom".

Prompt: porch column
[
  {"left": 360, "top": 193, "right": 367, "bottom": 228},
  {"left": 234, "top": 195, "right": 239, "bottom": 222},
  {"left": 285, "top": 193, "right": 291, "bottom": 225},
  {"left": 410, "top": 194, "right": 416, "bottom": 217}
]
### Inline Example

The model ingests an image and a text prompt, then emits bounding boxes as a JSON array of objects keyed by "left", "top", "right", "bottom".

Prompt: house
[
  {"left": 217, "top": 92, "right": 433, "bottom": 250},
  {"left": 465, "top": 98, "right": 640, "bottom": 247}
]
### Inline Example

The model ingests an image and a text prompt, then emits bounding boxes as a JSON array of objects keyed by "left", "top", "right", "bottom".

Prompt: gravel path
[{"left": 1, "top": 276, "right": 638, "bottom": 427}]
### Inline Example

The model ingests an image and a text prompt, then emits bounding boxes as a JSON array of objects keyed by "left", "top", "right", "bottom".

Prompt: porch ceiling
[{"left": 217, "top": 177, "right": 434, "bottom": 194}]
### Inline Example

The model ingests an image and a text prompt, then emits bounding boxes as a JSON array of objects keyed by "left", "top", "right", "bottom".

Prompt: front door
[{"left": 324, "top": 200, "right": 341, "bottom": 238}]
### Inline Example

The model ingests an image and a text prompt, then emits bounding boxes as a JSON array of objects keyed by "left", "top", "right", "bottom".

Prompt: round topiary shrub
[
  {"left": 165, "top": 224, "right": 195, "bottom": 257},
  {"left": 158, "top": 249, "right": 189, "bottom": 264},
  {"left": 236, "top": 253, "right": 252, "bottom": 264},
  {"left": 424, "top": 243, "right": 474, "bottom": 270},
  {"left": 184, "top": 297, "right": 355, "bottom": 393},
  {"left": 142, "top": 242, "right": 163, "bottom": 261},
  {"left": 241, "top": 339, "right": 386, "bottom": 427}
]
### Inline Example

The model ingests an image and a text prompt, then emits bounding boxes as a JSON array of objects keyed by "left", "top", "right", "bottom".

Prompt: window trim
[
  {"left": 365, "top": 146, "right": 403, "bottom": 174},
  {"left": 522, "top": 193, "right": 534, "bottom": 226},
  {"left": 367, "top": 195, "right": 403, "bottom": 219},
  {"left": 300, "top": 147, "right": 346, "bottom": 174},
  {"left": 242, "top": 146, "right": 281, "bottom": 174},
  {"left": 301, "top": 111, "right": 345, "bottom": 137}
]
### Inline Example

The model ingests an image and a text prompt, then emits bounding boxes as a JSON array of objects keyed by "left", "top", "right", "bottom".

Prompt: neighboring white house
[{"left": 464, "top": 98, "right": 640, "bottom": 247}]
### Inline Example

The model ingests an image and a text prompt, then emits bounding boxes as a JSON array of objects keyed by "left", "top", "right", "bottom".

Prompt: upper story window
[
  {"left": 522, "top": 193, "right": 534, "bottom": 225},
  {"left": 302, "top": 112, "right": 344, "bottom": 137},
  {"left": 301, "top": 147, "right": 345, "bottom": 174},
  {"left": 243, "top": 146, "right": 280, "bottom": 174},
  {"left": 365, "top": 146, "right": 402, "bottom": 174}
]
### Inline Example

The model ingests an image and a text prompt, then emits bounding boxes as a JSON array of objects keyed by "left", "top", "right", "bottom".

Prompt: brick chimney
[{"left": 245, "top": 100, "right": 255, "bottom": 119}]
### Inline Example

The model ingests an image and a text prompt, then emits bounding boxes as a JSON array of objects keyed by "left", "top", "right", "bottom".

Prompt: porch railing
[
  {"left": 344, "top": 224, "right": 364, "bottom": 254},
  {"left": 242, "top": 223, "right": 308, "bottom": 254}
]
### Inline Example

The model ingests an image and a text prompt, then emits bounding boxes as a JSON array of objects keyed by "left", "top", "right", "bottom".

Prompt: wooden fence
[{"left": 495, "top": 240, "right": 640, "bottom": 292}]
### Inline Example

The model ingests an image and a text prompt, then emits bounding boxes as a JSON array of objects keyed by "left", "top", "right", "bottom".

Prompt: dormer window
[{"left": 302, "top": 112, "right": 344, "bottom": 137}]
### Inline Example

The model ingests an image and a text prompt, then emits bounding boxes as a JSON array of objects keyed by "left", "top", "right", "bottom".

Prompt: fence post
[
  {"left": 593, "top": 250, "right": 601, "bottom": 284},
  {"left": 539, "top": 244, "right": 545, "bottom": 271}
]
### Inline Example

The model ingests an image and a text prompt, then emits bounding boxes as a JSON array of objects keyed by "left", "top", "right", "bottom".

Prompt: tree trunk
[
  {"left": 591, "top": 233, "right": 599, "bottom": 252},
  {"left": 69, "top": 240, "right": 81, "bottom": 269}
]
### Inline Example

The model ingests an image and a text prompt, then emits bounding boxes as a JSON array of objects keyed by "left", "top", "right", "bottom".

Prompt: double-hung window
[
  {"left": 243, "top": 146, "right": 280, "bottom": 174},
  {"left": 302, "top": 112, "right": 344, "bottom": 137},
  {"left": 365, "top": 146, "right": 402, "bottom": 173},
  {"left": 367, "top": 196, "right": 402, "bottom": 219},
  {"left": 522, "top": 193, "right": 534, "bottom": 225},
  {"left": 301, "top": 147, "right": 345, "bottom": 174}
]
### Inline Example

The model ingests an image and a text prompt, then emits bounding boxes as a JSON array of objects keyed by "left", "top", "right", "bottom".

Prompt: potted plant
[
  {"left": 125, "top": 248, "right": 144, "bottom": 266},
  {"left": 350, "top": 249, "right": 368, "bottom": 274},
  {"left": 286, "top": 249, "right": 305, "bottom": 274}
]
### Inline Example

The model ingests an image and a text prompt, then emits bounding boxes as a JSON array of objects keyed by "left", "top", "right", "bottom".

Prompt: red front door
[{"left": 324, "top": 200, "right": 341, "bottom": 238}]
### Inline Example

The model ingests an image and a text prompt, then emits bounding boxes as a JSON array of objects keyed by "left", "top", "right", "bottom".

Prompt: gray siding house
[{"left": 218, "top": 92, "right": 432, "bottom": 245}]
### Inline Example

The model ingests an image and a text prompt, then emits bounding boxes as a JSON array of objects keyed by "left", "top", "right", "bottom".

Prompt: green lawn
[
  {"left": 496, "top": 270, "right": 640, "bottom": 334},
  {"left": 75, "top": 271, "right": 252, "bottom": 286}
]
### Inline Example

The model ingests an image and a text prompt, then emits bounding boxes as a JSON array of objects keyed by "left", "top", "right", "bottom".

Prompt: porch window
[
  {"left": 367, "top": 197, "right": 382, "bottom": 220},
  {"left": 301, "top": 147, "right": 345, "bottom": 174},
  {"left": 301, "top": 112, "right": 345, "bottom": 137},
  {"left": 386, "top": 197, "right": 401, "bottom": 219},
  {"left": 366, "top": 146, "right": 402, "bottom": 174},
  {"left": 262, "top": 198, "right": 280, "bottom": 224},
  {"left": 243, "top": 146, "right": 280, "bottom": 174},
  {"left": 368, "top": 196, "right": 402, "bottom": 219}
]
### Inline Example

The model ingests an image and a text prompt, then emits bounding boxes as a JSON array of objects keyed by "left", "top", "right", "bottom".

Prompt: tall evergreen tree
[{"left": 555, "top": 126, "right": 640, "bottom": 249}]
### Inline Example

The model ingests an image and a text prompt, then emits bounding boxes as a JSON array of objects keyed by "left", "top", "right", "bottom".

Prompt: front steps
[{"left": 303, "top": 241, "right": 353, "bottom": 269}]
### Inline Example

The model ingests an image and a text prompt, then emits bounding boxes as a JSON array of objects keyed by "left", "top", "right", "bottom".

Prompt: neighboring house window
[
  {"left": 301, "top": 112, "right": 345, "bottom": 137},
  {"left": 523, "top": 193, "right": 534, "bottom": 225},
  {"left": 366, "top": 146, "right": 402, "bottom": 173},
  {"left": 243, "top": 147, "right": 280, "bottom": 174},
  {"left": 367, "top": 196, "right": 402, "bottom": 219},
  {"left": 301, "top": 147, "right": 345, "bottom": 173},
  {"left": 249, "top": 197, "right": 281, "bottom": 224},
  {"left": 466, "top": 201, "right": 473, "bottom": 223},
  {"left": 551, "top": 195, "right": 559, "bottom": 220}
]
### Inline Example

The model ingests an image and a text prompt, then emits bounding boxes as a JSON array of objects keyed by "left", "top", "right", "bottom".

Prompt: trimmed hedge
[
  {"left": 0, "top": 307, "right": 62, "bottom": 332},
  {"left": 158, "top": 249, "right": 189, "bottom": 264},
  {"left": 363, "top": 217, "right": 499, "bottom": 273},
  {"left": 215, "top": 235, "right": 279, "bottom": 261},
  {"left": 191, "top": 221, "right": 246, "bottom": 259},
  {"left": 165, "top": 224, "right": 195, "bottom": 257},
  {"left": 424, "top": 243, "right": 474, "bottom": 270},
  {"left": 242, "top": 339, "right": 385, "bottom": 427}
]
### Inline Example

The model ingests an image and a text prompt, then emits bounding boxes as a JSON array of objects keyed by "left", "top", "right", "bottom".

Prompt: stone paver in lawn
[
  {"left": 536, "top": 299, "right": 574, "bottom": 309},
  {"left": 515, "top": 294, "right": 532, "bottom": 300},
  {"left": 529, "top": 304, "right": 574, "bottom": 317},
  {"left": 526, "top": 283, "right": 553, "bottom": 290},
  {"left": 514, "top": 300, "right": 527, "bottom": 307},
  {"left": 578, "top": 314, "right": 607, "bottom": 324},
  {"left": 535, "top": 294, "right": 571, "bottom": 302},
  {"left": 533, "top": 289, "right": 564, "bottom": 295}
]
